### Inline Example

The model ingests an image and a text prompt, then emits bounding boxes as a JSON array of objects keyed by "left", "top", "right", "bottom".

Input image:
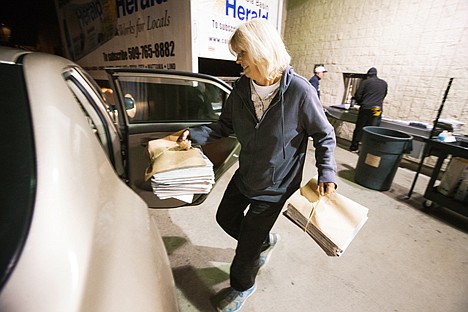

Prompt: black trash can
[{"left": 354, "top": 126, "right": 413, "bottom": 191}]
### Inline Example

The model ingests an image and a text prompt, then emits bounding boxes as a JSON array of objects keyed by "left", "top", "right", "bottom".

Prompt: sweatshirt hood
[
  {"left": 233, "top": 66, "right": 294, "bottom": 100},
  {"left": 279, "top": 66, "right": 294, "bottom": 158},
  {"left": 367, "top": 67, "right": 378, "bottom": 77}
]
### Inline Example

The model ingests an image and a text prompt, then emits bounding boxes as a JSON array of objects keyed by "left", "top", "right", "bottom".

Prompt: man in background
[
  {"left": 309, "top": 65, "right": 327, "bottom": 99},
  {"left": 350, "top": 67, "right": 388, "bottom": 151}
]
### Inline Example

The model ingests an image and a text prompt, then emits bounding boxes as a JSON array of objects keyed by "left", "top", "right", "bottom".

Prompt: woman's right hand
[
  {"left": 163, "top": 128, "right": 192, "bottom": 150},
  {"left": 176, "top": 129, "right": 191, "bottom": 150}
]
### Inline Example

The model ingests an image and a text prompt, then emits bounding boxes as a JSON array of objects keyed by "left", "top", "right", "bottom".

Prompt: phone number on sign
[{"left": 128, "top": 41, "right": 176, "bottom": 60}]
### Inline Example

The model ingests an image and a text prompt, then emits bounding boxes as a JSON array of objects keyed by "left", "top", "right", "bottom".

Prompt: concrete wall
[{"left": 283, "top": 0, "right": 468, "bottom": 139}]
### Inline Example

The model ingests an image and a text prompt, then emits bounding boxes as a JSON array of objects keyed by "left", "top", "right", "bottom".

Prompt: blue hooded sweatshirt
[{"left": 189, "top": 66, "right": 337, "bottom": 202}]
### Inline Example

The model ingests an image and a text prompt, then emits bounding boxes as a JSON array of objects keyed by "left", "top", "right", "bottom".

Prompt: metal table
[
  {"left": 324, "top": 106, "right": 430, "bottom": 159},
  {"left": 421, "top": 138, "right": 468, "bottom": 217}
]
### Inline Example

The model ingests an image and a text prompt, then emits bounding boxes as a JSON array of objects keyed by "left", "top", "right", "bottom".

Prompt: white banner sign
[
  {"left": 194, "top": 0, "right": 282, "bottom": 61},
  {"left": 55, "top": 0, "right": 282, "bottom": 80},
  {"left": 56, "top": 0, "right": 191, "bottom": 80}
]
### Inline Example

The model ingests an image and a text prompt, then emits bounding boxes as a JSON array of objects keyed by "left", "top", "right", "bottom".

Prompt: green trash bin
[{"left": 354, "top": 126, "right": 413, "bottom": 191}]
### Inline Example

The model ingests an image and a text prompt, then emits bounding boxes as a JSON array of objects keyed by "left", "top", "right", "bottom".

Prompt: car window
[
  {"left": 63, "top": 68, "right": 124, "bottom": 176},
  {"left": 113, "top": 74, "right": 229, "bottom": 123},
  {"left": 0, "top": 62, "right": 36, "bottom": 290},
  {"left": 78, "top": 70, "right": 121, "bottom": 126},
  {"left": 67, "top": 81, "right": 107, "bottom": 142}
]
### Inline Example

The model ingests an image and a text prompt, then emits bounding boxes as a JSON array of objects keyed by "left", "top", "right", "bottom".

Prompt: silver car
[{"left": 0, "top": 47, "right": 239, "bottom": 311}]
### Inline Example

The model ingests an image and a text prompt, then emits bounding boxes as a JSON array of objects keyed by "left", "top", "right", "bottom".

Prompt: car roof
[{"left": 0, "top": 46, "right": 32, "bottom": 64}]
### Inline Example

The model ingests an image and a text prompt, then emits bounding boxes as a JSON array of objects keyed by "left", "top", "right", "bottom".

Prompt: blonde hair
[{"left": 229, "top": 19, "right": 291, "bottom": 81}]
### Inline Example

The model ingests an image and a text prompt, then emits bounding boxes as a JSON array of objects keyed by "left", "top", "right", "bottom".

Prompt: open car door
[{"left": 106, "top": 69, "right": 240, "bottom": 208}]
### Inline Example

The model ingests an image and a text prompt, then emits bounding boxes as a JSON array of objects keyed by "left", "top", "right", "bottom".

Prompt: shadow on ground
[
  {"left": 171, "top": 264, "right": 228, "bottom": 311},
  {"left": 336, "top": 160, "right": 468, "bottom": 234},
  {"left": 383, "top": 182, "right": 468, "bottom": 234},
  {"left": 153, "top": 210, "right": 234, "bottom": 311}
]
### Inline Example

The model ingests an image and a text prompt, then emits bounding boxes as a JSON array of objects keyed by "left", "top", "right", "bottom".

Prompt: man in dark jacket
[{"left": 350, "top": 67, "right": 388, "bottom": 151}]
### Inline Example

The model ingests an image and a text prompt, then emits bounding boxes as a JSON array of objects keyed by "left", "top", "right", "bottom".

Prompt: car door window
[
  {"left": 63, "top": 68, "right": 124, "bottom": 177},
  {"left": 0, "top": 62, "right": 36, "bottom": 290},
  {"left": 111, "top": 74, "right": 230, "bottom": 123}
]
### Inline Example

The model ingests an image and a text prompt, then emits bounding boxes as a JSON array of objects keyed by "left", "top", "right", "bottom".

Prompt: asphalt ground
[{"left": 150, "top": 141, "right": 468, "bottom": 312}]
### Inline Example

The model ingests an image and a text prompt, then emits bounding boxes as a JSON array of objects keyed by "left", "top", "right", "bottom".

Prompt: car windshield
[{"left": 0, "top": 62, "right": 36, "bottom": 290}]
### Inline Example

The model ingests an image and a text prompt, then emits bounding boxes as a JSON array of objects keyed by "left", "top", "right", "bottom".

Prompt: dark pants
[
  {"left": 216, "top": 177, "right": 286, "bottom": 291},
  {"left": 350, "top": 108, "right": 382, "bottom": 149}
]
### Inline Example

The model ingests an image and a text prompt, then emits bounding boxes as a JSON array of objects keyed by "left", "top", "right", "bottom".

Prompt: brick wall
[{"left": 283, "top": 0, "right": 468, "bottom": 140}]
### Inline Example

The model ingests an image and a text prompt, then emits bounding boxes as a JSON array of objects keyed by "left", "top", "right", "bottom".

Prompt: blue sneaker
[
  {"left": 216, "top": 284, "right": 257, "bottom": 312},
  {"left": 259, "top": 233, "right": 280, "bottom": 269}
]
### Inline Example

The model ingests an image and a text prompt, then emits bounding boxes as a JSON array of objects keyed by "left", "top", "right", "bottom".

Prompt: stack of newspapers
[
  {"left": 145, "top": 138, "right": 214, "bottom": 203},
  {"left": 284, "top": 178, "right": 369, "bottom": 257}
]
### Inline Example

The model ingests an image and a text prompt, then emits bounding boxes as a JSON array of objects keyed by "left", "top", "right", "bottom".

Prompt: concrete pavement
[{"left": 150, "top": 142, "right": 468, "bottom": 312}]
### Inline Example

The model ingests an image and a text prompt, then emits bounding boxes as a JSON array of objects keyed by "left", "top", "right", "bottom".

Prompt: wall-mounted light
[{"left": 0, "top": 23, "right": 12, "bottom": 43}]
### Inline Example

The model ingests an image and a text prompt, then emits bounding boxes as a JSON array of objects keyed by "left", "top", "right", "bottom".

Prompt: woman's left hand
[{"left": 318, "top": 182, "right": 336, "bottom": 196}]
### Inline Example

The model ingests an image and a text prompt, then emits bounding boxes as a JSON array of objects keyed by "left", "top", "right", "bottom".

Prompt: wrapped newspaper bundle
[
  {"left": 145, "top": 138, "right": 214, "bottom": 203},
  {"left": 284, "top": 178, "right": 369, "bottom": 256}
]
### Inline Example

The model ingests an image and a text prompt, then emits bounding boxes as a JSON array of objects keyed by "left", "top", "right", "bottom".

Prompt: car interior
[{"left": 106, "top": 70, "right": 240, "bottom": 208}]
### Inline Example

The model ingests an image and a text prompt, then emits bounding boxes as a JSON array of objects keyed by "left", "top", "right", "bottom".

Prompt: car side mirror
[{"left": 124, "top": 96, "right": 135, "bottom": 110}]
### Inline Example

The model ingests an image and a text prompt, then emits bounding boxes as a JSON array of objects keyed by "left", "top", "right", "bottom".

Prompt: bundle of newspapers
[
  {"left": 284, "top": 178, "right": 369, "bottom": 257},
  {"left": 145, "top": 138, "right": 214, "bottom": 203}
]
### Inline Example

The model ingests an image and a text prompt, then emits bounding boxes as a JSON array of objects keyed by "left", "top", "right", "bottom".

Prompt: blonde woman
[{"left": 177, "top": 19, "right": 337, "bottom": 312}]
